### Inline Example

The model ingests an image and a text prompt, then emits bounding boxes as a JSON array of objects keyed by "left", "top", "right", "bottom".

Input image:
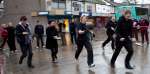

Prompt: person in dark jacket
[
  {"left": 16, "top": 16, "right": 34, "bottom": 68},
  {"left": 111, "top": 10, "right": 134, "bottom": 69},
  {"left": 46, "top": 20, "right": 60, "bottom": 63},
  {"left": 34, "top": 20, "right": 44, "bottom": 48},
  {"left": 139, "top": 18, "right": 149, "bottom": 45},
  {"left": 69, "top": 19, "right": 77, "bottom": 44},
  {"left": 75, "top": 16, "right": 95, "bottom": 68},
  {"left": 102, "top": 16, "right": 117, "bottom": 50},
  {"left": 7, "top": 22, "right": 16, "bottom": 53}
]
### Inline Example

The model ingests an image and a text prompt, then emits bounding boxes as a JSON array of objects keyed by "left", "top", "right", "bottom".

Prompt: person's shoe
[
  {"left": 125, "top": 65, "right": 134, "bottom": 69},
  {"left": 36, "top": 47, "right": 39, "bottom": 49},
  {"left": 89, "top": 63, "right": 95, "bottom": 68},
  {"left": 28, "top": 65, "right": 35, "bottom": 68},
  {"left": 42, "top": 46, "right": 45, "bottom": 48},
  {"left": 52, "top": 59, "right": 58, "bottom": 63}
]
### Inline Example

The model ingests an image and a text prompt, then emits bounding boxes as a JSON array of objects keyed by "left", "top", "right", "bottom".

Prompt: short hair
[
  {"left": 20, "top": 16, "right": 27, "bottom": 21},
  {"left": 48, "top": 20, "right": 55, "bottom": 24},
  {"left": 124, "top": 10, "right": 131, "bottom": 15},
  {"left": 80, "top": 16, "right": 87, "bottom": 22}
]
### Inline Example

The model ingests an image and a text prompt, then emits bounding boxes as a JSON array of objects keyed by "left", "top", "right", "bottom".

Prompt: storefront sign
[
  {"left": 38, "top": 11, "right": 49, "bottom": 15},
  {"left": 79, "top": 12, "right": 92, "bottom": 16}
]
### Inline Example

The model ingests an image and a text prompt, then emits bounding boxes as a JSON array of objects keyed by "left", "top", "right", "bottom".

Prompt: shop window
[{"left": 51, "top": 0, "right": 65, "bottom": 8}]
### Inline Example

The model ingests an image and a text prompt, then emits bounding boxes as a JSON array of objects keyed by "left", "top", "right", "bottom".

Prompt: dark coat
[
  {"left": 34, "top": 25, "right": 44, "bottom": 35},
  {"left": 16, "top": 24, "right": 31, "bottom": 45},
  {"left": 7, "top": 26, "right": 15, "bottom": 41},
  {"left": 46, "top": 26, "right": 58, "bottom": 49},
  {"left": 116, "top": 16, "right": 133, "bottom": 39},
  {"left": 105, "top": 20, "right": 117, "bottom": 35}
]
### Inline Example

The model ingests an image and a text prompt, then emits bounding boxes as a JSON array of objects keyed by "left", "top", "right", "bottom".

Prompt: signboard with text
[{"left": 96, "top": 4, "right": 114, "bottom": 14}]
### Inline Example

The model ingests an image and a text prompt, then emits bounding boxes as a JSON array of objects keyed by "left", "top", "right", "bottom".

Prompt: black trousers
[
  {"left": 19, "top": 43, "right": 33, "bottom": 66},
  {"left": 50, "top": 48, "right": 58, "bottom": 61},
  {"left": 7, "top": 38, "right": 16, "bottom": 52},
  {"left": 102, "top": 31, "right": 115, "bottom": 49},
  {"left": 111, "top": 38, "right": 133, "bottom": 66},
  {"left": 36, "top": 35, "right": 44, "bottom": 47},
  {"left": 75, "top": 40, "right": 94, "bottom": 65},
  {"left": 70, "top": 33, "right": 77, "bottom": 44}
]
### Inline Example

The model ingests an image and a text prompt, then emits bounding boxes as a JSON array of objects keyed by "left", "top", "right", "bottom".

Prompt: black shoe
[
  {"left": 125, "top": 65, "right": 134, "bottom": 69},
  {"left": 28, "top": 65, "right": 35, "bottom": 68}
]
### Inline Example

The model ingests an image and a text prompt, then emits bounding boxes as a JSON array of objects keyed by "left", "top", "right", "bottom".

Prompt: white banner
[{"left": 96, "top": 4, "right": 114, "bottom": 13}]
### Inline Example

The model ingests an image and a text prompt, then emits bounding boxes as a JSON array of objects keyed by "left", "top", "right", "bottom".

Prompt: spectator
[
  {"left": 34, "top": 20, "right": 44, "bottom": 48},
  {"left": 139, "top": 18, "right": 149, "bottom": 45},
  {"left": 7, "top": 22, "right": 16, "bottom": 53}
]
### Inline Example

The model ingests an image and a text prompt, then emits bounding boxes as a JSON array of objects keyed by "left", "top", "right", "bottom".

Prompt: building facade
[
  {"left": 0, "top": 0, "right": 114, "bottom": 28},
  {"left": 0, "top": 0, "right": 48, "bottom": 27}
]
